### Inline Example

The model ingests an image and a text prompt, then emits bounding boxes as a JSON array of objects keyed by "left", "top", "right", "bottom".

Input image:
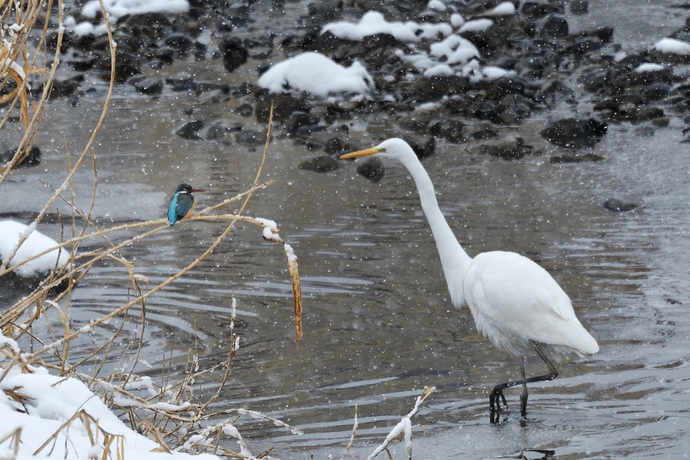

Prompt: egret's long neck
[{"left": 399, "top": 154, "right": 473, "bottom": 305}]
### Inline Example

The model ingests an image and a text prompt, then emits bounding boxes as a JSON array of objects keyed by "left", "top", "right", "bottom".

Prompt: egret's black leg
[
  {"left": 520, "top": 357, "right": 529, "bottom": 417},
  {"left": 488, "top": 341, "right": 559, "bottom": 421}
]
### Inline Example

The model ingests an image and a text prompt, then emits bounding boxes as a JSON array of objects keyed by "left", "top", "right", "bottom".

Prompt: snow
[
  {"left": 427, "top": 0, "right": 447, "bottom": 12},
  {"left": 635, "top": 63, "right": 665, "bottom": 72},
  {"left": 322, "top": 11, "right": 420, "bottom": 42},
  {"left": 0, "top": 356, "right": 220, "bottom": 460},
  {"left": 287, "top": 7, "right": 514, "bottom": 93},
  {"left": 652, "top": 37, "right": 690, "bottom": 55},
  {"left": 257, "top": 52, "right": 374, "bottom": 98},
  {"left": 284, "top": 243, "right": 298, "bottom": 266},
  {"left": 450, "top": 13, "right": 465, "bottom": 28},
  {"left": 0, "top": 220, "right": 70, "bottom": 277},
  {"left": 423, "top": 64, "right": 455, "bottom": 77},
  {"left": 479, "top": 65, "right": 517, "bottom": 80},
  {"left": 459, "top": 18, "right": 494, "bottom": 33},
  {"left": 66, "top": 0, "right": 189, "bottom": 36},
  {"left": 483, "top": 1, "right": 517, "bottom": 16},
  {"left": 429, "top": 34, "right": 480, "bottom": 65}
]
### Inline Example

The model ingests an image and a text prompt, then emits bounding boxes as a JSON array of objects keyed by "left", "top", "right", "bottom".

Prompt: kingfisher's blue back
[
  {"left": 167, "top": 183, "right": 201, "bottom": 227},
  {"left": 168, "top": 192, "right": 181, "bottom": 226}
]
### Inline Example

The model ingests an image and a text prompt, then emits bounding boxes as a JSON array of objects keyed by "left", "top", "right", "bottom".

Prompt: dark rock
[
  {"left": 235, "top": 103, "right": 253, "bottom": 117},
  {"left": 404, "top": 136, "right": 436, "bottom": 159},
  {"left": 312, "top": 29, "right": 356, "bottom": 53},
  {"left": 460, "top": 25, "right": 510, "bottom": 53},
  {"left": 1, "top": 146, "right": 41, "bottom": 168},
  {"left": 219, "top": 38, "right": 249, "bottom": 73},
  {"left": 467, "top": 122, "right": 499, "bottom": 140},
  {"left": 498, "top": 94, "right": 532, "bottom": 124},
  {"left": 235, "top": 130, "right": 268, "bottom": 146},
  {"left": 634, "top": 126, "right": 655, "bottom": 137},
  {"left": 164, "top": 33, "right": 193, "bottom": 52},
  {"left": 46, "top": 30, "right": 73, "bottom": 54},
  {"left": 195, "top": 81, "right": 231, "bottom": 94},
  {"left": 619, "top": 106, "right": 664, "bottom": 122},
  {"left": 483, "top": 75, "right": 526, "bottom": 99},
  {"left": 592, "top": 26, "right": 614, "bottom": 43},
  {"left": 198, "top": 90, "right": 229, "bottom": 104},
  {"left": 39, "top": 77, "right": 82, "bottom": 98},
  {"left": 356, "top": 157, "right": 385, "bottom": 182},
  {"left": 97, "top": 50, "right": 142, "bottom": 82},
  {"left": 474, "top": 101, "right": 501, "bottom": 122},
  {"left": 166, "top": 73, "right": 197, "bottom": 92},
  {"left": 67, "top": 55, "right": 97, "bottom": 72},
  {"left": 651, "top": 116, "right": 670, "bottom": 127},
  {"left": 255, "top": 94, "right": 310, "bottom": 122},
  {"left": 603, "top": 197, "right": 637, "bottom": 212},
  {"left": 535, "top": 79, "right": 574, "bottom": 104},
  {"left": 117, "top": 12, "right": 172, "bottom": 40},
  {"left": 540, "top": 15, "right": 569, "bottom": 39},
  {"left": 566, "top": 38, "right": 602, "bottom": 56},
  {"left": 403, "top": 75, "right": 470, "bottom": 102},
  {"left": 176, "top": 120, "right": 205, "bottom": 140},
  {"left": 307, "top": 0, "right": 344, "bottom": 22},
  {"left": 550, "top": 152, "right": 604, "bottom": 163},
  {"left": 324, "top": 137, "right": 346, "bottom": 154},
  {"left": 71, "top": 33, "right": 96, "bottom": 52},
  {"left": 431, "top": 119, "right": 466, "bottom": 143},
  {"left": 132, "top": 77, "right": 164, "bottom": 95},
  {"left": 205, "top": 119, "right": 243, "bottom": 140},
  {"left": 540, "top": 118, "right": 607, "bottom": 148},
  {"left": 642, "top": 83, "right": 672, "bottom": 103},
  {"left": 570, "top": 0, "right": 589, "bottom": 14},
  {"left": 362, "top": 33, "right": 403, "bottom": 51},
  {"left": 581, "top": 71, "right": 609, "bottom": 92},
  {"left": 522, "top": 2, "right": 563, "bottom": 19},
  {"left": 476, "top": 137, "right": 532, "bottom": 159},
  {"left": 299, "top": 155, "right": 339, "bottom": 172},
  {"left": 286, "top": 111, "right": 320, "bottom": 135}
]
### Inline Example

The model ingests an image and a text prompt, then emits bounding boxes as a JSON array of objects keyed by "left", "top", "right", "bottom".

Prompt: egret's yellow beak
[{"left": 340, "top": 147, "right": 381, "bottom": 159}]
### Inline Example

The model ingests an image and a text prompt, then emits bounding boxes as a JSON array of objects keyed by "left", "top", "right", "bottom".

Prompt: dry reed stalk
[
  {"left": 32, "top": 409, "right": 126, "bottom": 458},
  {"left": 366, "top": 386, "right": 436, "bottom": 460},
  {"left": 2, "top": 1, "right": 307, "bottom": 455}
]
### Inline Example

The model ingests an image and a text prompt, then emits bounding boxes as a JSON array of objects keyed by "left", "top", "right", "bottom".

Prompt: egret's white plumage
[{"left": 341, "top": 138, "right": 598, "bottom": 417}]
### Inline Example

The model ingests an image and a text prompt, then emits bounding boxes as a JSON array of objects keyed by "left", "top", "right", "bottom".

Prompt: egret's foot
[
  {"left": 489, "top": 388, "right": 508, "bottom": 413},
  {"left": 520, "top": 390, "right": 528, "bottom": 417}
]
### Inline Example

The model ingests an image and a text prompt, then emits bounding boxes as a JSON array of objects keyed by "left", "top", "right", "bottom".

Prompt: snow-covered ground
[
  {"left": 0, "top": 333, "right": 220, "bottom": 460},
  {"left": 0, "top": 220, "right": 70, "bottom": 277}
]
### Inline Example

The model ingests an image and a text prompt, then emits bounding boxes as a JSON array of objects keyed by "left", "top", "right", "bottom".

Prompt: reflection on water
[{"left": 2, "top": 1, "right": 690, "bottom": 457}]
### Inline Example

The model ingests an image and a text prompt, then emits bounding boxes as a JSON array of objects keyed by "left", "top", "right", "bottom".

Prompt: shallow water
[{"left": 3, "top": 0, "right": 690, "bottom": 458}]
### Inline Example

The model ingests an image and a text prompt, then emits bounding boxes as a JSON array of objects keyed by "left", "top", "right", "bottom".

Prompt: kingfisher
[{"left": 167, "top": 183, "right": 204, "bottom": 226}]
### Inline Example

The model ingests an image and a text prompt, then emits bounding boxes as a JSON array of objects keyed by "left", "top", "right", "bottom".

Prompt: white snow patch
[
  {"left": 81, "top": 0, "right": 190, "bottom": 21},
  {"left": 0, "top": 358, "right": 220, "bottom": 459},
  {"left": 483, "top": 1, "right": 516, "bottom": 16},
  {"left": 258, "top": 52, "right": 374, "bottom": 98},
  {"left": 429, "top": 34, "right": 480, "bottom": 65},
  {"left": 652, "top": 38, "right": 690, "bottom": 55},
  {"left": 322, "top": 11, "right": 420, "bottom": 42},
  {"left": 480, "top": 65, "right": 516, "bottom": 80},
  {"left": 65, "top": 0, "right": 189, "bottom": 36},
  {"left": 423, "top": 63, "right": 455, "bottom": 77},
  {"left": 427, "top": 0, "right": 447, "bottom": 12},
  {"left": 459, "top": 18, "right": 494, "bottom": 33},
  {"left": 450, "top": 13, "right": 465, "bottom": 28},
  {"left": 635, "top": 63, "right": 665, "bottom": 72},
  {"left": 0, "top": 220, "right": 70, "bottom": 277}
]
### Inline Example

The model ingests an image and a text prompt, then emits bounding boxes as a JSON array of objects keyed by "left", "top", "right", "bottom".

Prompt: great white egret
[{"left": 340, "top": 138, "right": 598, "bottom": 418}]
